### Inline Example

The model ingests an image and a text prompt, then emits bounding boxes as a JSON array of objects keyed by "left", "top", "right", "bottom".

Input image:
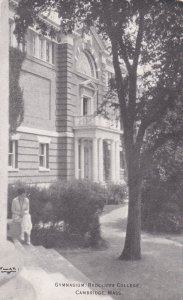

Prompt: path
[
  {"left": 60, "top": 204, "right": 183, "bottom": 300},
  {"left": 3, "top": 204, "right": 183, "bottom": 300}
]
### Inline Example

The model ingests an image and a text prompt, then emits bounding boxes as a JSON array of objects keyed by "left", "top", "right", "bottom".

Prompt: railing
[{"left": 74, "top": 115, "right": 121, "bottom": 131}]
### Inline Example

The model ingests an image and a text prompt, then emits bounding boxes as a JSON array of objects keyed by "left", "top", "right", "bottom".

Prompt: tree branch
[
  {"left": 140, "top": 88, "right": 176, "bottom": 132},
  {"left": 119, "top": 36, "right": 132, "bottom": 74},
  {"left": 100, "top": 0, "right": 128, "bottom": 127},
  {"left": 124, "top": 10, "right": 145, "bottom": 130},
  {"left": 133, "top": 9, "right": 145, "bottom": 71},
  {"left": 136, "top": 90, "right": 175, "bottom": 154},
  {"left": 135, "top": 122, "right": 146, "bottom": 154},
  {"left": 111, "top": 38, "right": 128, "bottom": 127},
  {"left": 140, "top": 129, "right": 183, "bottom": 174}
]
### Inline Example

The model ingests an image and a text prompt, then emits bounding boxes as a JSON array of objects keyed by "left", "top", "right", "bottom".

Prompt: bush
[
  {"left": 8, "top": 182, "right": 53, "bottom": 224},
  {"left": 8, "top": 180, "right": 106, "bottom": 248},
  {"left": 104, "top": 183, "right": 127, "bottom": 205},
  {"left": 50, "top": 180, "right": 106, "bottom": 239},
  {"left": 141, "top": 176, "right": 183, "bottom": 233},
  {"left": 141, "top": 139, "right": 183, "bottom": 234},
  {"left": 31, "top": 224, "right": 60, "bottom": 248}
]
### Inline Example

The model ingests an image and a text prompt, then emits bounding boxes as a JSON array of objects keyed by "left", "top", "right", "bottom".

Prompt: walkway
[
  {"left": 3, "top": 204, "right": 183, "bottom": 300},
  {"left": 61, "top": 204, "right": 183, "bottom": 300}
]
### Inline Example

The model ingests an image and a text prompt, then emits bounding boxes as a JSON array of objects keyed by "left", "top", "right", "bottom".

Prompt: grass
[{"left": 58, "top": 204, "right": 183, "bottom": 300}]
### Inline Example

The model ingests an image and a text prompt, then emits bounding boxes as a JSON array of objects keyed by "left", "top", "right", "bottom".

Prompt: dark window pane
[
  {"left": 46, "top": 144, "right": 49, "bottom": 169},
  {"left": 39, "top": 156, "right": 44, "bottom": 167},
  {"left": 83, "top": 98, "right": 88, "bottom": 116},
  {"left": 46, "top": 41, "right": 50, "bottom": 62},
  {"left": 39, "top": 144, "right": 44, "bottom": 155},
  {"left": 8, "top": 154, "right": 12, "bottom": 167},
  {"left": 15, "top": 141, "right": 18, "bottom": 168},
  {"left": 52, "top": 43, "right": 54, "bottom": 64},
  {"left": 9, "top": 140, "right": 13, "bottom": 153}
]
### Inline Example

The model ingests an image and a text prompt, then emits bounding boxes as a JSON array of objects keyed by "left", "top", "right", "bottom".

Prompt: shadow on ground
[{"left": 57, "top": 205, "right": 183, "bottom": 300}]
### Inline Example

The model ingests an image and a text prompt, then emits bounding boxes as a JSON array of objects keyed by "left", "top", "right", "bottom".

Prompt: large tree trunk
[{"left": 119, "top": 155, "right": 142, "bottom": 260}]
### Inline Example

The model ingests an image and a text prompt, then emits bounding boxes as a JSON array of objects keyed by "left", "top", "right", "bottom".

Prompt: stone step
[
  {"left": 0, "top": 271, "right": 36, "bottom": 300},
  {"left": 30, "top": 245, "right": 88, "bottom": 277},
  {"left": 36, "top": 245, "right": 62, "bottom": 259},
  {"left": 14, "top": 241, "right": 113, "bottom": 300},
  {"left": 38, "top": 246, "right": 69, "bottom": 264},
  {"left": 14, "top": 242, "right": 72, "bottom": 300}
]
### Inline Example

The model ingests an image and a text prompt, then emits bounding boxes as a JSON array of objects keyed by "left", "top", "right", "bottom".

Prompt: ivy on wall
[{"left": 9, "top": 47, "right": 25, "bottom": 132}]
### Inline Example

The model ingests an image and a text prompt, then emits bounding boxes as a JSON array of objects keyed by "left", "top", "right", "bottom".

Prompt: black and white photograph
[{"left": 0, "top": 0, "right": 183, "bottom": 299}]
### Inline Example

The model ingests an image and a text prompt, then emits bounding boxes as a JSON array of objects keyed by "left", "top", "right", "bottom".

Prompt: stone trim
[
  {"left": 37, "top": 136, "right": 51, "bottom": 144},
  {"left": 17, "top": 126, "right": 74, "bottom": 138}
]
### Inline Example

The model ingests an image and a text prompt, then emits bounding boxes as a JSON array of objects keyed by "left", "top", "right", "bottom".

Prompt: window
[
  {"left": 83, "top": 97, "right": 89, "bottom": 116},
  {"left": 82, "top": 97, "right": 92, "bottom": 116},
  {"left": 39, "top": 38, "right": 44, "bottom": 60},
  {"left": 52, "top": 42, "right": 55, "bottom": 64},
  {"left": 8, "top": 140, "right": 18, "bottom": 169},
  {"left": 30, "top": 31, "right": 55, "bottom": 64},
  {"left": 32, "top": 35, "right": 36, "bottom": 56},
  {"left": 46, "top": 41, "right": 50, "bottom": 62},
  {"left": 39, "top": 143, "right": 49, "bottom": 169},
  {"left": 76, "top": 51, "right": 98, "bottom": 78}
]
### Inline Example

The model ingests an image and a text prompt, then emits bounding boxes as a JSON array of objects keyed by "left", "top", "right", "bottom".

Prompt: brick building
[{"left": 9, "top": 0, "right": 125, "bottom": 186}]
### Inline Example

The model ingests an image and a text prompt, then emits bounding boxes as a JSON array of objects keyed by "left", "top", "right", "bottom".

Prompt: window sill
[
  {"left": 39, "top": 167, "right": 50, "bottom": 172},
  {"left": 28, "top": 54, "right": 54, "bottom": 66},
  {"left": 8, "top": 167, "right": 19, "bottom": 172}
]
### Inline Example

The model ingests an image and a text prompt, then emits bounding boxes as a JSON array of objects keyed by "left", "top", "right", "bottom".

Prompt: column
[
  {"left": 110, "top": 140, "right": 116, "bottom": 182},
  {"left": 74, "top": 138, "right": 79, "bottom": 179},
  {"left": 98, "top": 138, "right": 104, "bottom": 182},
  {"left": 115, "top": 140, "right": 120, "bottom": 183},
  {"left": 80, "top": 139, "right": 84, "bottom": 179},
  {"left": 92, "top": 137, "right": 98, "bottom": 182}
]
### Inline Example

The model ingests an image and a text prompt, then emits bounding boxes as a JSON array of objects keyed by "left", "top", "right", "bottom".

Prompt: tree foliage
[
  {"left": 142, "top": 137, "right": 183, "bottom": 233},
  {"left": 14, "top": 0, "right": 183, "bottom": 260}
]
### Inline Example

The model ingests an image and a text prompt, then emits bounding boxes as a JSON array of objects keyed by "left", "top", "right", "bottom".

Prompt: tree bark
[{"left": 119, "top": 154, "right": 142, "bottom": 260}]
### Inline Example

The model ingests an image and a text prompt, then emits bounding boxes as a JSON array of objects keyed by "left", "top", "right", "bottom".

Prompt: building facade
[{"left": 9, "top": 0, "right": 125, "bottom": 186}]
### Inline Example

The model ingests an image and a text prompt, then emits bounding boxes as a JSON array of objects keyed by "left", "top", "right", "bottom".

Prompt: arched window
[{"left": 76, "top": 51, "right": 98, "bottom": 78}]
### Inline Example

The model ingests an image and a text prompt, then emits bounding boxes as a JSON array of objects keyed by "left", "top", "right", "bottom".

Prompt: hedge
[{"left": 8, "top": 180, "right": 126, "bottom": 247}]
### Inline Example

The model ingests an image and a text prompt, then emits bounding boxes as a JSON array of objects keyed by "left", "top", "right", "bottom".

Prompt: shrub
[
  {"left": 50, "top": 180, "right": 105, "bottom": 237},
  {"left": 141, "top": 176, "right": 183, "bottom": 233},
  {"left": 106, "top": 183, "right": 127, "bottom": 204},
  {"left": 8, "top": 182, "right": 53, "bottom": 224},
  {"left": 8, "top": 180, "right": 106, "bottom": 247},
  {"left": 141, "top": 139, "right": 183, "bottom": 234}
]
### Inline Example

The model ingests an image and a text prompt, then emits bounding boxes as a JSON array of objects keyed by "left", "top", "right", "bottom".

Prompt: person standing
[{"left": 11, "top": 187, "right": 32, "bottom": 245}]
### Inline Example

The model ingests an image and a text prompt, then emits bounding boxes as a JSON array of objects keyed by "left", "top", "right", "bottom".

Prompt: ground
[
  {"left": 6, "top": 203, "right": 183, "bottom": 300},
  {"left": 58, "top": 203, "right": 183, "bottom": 300}
]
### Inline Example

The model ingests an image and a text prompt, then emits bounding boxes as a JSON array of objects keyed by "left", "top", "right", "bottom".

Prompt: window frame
[
  {"left": 82, "top": 96, "right": 93, "bottom": 116},
  {"left": 39, "top": 37, "right": 44, "bottom": 60},
  {"left": 83, "top": 97, "right": 89, "bottom": 116},
  {"left": 39, "top": 143, "right": 49, "bottom": 170},
  {"left": 30, "top": 30, "right": 55, "bottom": 64},
  {"left": 32, "top": 34, "right": 36, "bottom": 57},
  {"left": 8, "top": 136, "right": 19, "bottom": 172},
  {"left": 46, "top": 40, "right": 50, "bottom": 63},
  {"left": 38, "top": 136, "right": 51, "bottom": 172}
]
